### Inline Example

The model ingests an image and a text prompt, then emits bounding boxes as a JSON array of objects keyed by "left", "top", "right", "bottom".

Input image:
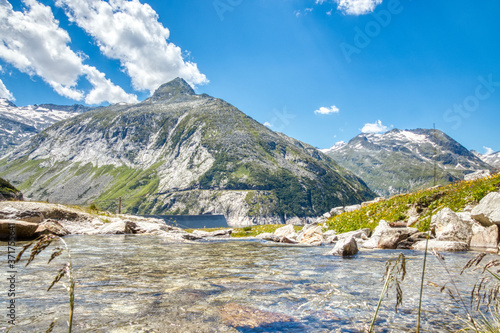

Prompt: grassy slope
[{"left": 0, "top": 177, "right": 21, "bottom": 197}]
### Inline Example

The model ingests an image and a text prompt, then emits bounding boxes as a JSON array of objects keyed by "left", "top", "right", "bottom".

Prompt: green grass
[{"left": 326, "top": 172, "right": 500, "bottom": 233}]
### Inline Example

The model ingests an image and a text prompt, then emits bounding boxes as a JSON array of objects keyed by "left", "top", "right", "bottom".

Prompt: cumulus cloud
[
  {"left": 0, "top": 0, "right": 137, "bottom": 104},
  {"left": 55, "top": 0, "right": 208, "bottom": 93},
  {"left": 0, "top": 78, "right": 14, "bottom": 101},
  {"left": 335, "top": 0, "right": 383, "bottom": 15},
  {"left": 361, "top": 120, "right": 388, "bottom": 133},
  {"left": 314, "top": 105, "right": 339, "bottom": 115},
  {"left": 263, "top": 121, "right": 272, "bottom": 128},
  {"left": 483, "top": 146, "right": 495, "bottom": 155}
]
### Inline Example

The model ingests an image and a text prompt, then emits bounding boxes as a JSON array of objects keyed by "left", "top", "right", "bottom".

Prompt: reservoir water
[
  {"left": 0, "top": 235, "right": 490, "bottom": 332},
  {"left": 142, "top": 214, "right": 228, "bottom": 229}
]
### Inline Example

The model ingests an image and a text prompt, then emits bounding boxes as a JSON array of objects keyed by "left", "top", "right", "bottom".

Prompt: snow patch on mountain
[{"left": 0, "top": 98, "right": 92, "bottom": 156}]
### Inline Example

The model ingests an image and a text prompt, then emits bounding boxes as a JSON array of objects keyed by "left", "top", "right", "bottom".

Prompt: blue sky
[{"left": 1, "top": 0, "right": 499, "bottom": 154}]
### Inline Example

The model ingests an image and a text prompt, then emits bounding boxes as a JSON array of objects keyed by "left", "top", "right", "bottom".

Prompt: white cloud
[
  {"left": 83, "top": 65, "right": 138, "bottom": 104},
  {"left": 0, "top": 78, "right": 14, "bottom": 101},
  {"left": 314, "top": 105, "right": 339, "bottom": 115},
  {"left": 335, "top": 0, "right": 383, "bottom": 15},
  {"left": 0, "top": 0, "right": 137, "bottom": 104},
  {"left": 361, "top": 120, "right": 388, "bottom": 133},
  {"left": 55, "top": 0, "right": 208, "bottom": 93},
  {"left": 263, "top": 121, "right": 272, "bottom": 128},
  {"left": 484, "top": 146, "right": 495, "bottom": 156}
]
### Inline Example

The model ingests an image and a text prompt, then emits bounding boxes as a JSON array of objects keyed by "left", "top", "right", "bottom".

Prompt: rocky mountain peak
[{"left": 148, "top": 77, "right": 196, "bottom": 103}]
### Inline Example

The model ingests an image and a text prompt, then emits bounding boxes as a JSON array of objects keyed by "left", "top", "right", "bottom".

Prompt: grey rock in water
[
  {"left": 328, "top": 236, "right": 359, "bottom": 256},
  {"left": 256, "top": 232, "right": 281, "bottom": 242},
  {"left": 34, "top": 219, "right": 70, "bottom": 237},
  {"left": 470, "top": 225, "right": 499, "bottom": 250},
  {"left": 471, "top": 192, "right": 500, "bottom": 226},
  {"left": 378, "top": 228, "right": 418, "bottom": 249}
]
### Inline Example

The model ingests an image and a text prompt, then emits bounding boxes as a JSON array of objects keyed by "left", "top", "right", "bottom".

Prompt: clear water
[{"left": 0, "top": 235, "right": 489, "bottom": 332}]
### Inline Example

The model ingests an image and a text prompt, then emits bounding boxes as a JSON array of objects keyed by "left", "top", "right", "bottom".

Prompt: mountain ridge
[
  {"left": 0, "top": 78, "right": 375, "bottom": 226},
  {"left": 0, "top": 98, "right": 93, "bottom": 156},
  {"left": 323, "top": 128, "right": 493, "bottom": 197}
]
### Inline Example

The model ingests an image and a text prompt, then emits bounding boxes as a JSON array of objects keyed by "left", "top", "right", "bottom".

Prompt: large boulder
[
  {"left": 397, "top": 232, "right": 431, "bottom": 249},
  {"left": 432, "top": 208, "right": 472, "bottom": 243},
  {"left": 34, "top": 219, "right": 70, "bottom": 237},
  {"left": 378, "top": 228, "right": 418, "bottom": 249},
  {"left": 297, "top": 224, "right": 324, "bottom": 246},
  {"left": 329, "top": 206, "right": 345, "bottom": 216},
  {"left": 0, "top": 219, "right": 39, "bottom": 240},
  {"left": 0, "top": 208, "right": 44, "bottom": 223},
  {"left": 471, "top": 192, "right": 500, "bottom": 226},
  {"left": 256, "top": 233, "right": 281, "bottom": 242},
  {"left": 470, "top": 225, "right": 499, "bottom": 249},
  {"left": 362, "top": 220, "right": 391, "bottom": 249},
  {"left": 412, "top": 240, "right": 468, "bottom": 252},
  {"left": 327, "top": 236, "right": 359, "bottom": 256},
  {"left": 274, "top": 224, "right": 297, "bottom": 239}
]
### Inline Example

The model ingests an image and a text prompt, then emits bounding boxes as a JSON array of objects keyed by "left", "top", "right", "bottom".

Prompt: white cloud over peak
[
  {"left": 0, "top": 0, "right": 137, "bottom": 104},
  {"left": 484, "top": 146, "right": 495, "bottom": 155},
  {"left": 361, "top": 120, "right": 388, "bottom": 133},
  {"left": 0, "top": 78, "right": 14, "bottom": 101},
  {"left": 55, "top": 0, "right": 208, "bottom": 93},
  {"left": 263, "top": 121, "right": 272, "bottom": 128},
  {"left": 333, "top": 0, "right": 383, "bottom": 15},
  {"left": 314, "top": 105, "right": 339, "bottom": 115}
]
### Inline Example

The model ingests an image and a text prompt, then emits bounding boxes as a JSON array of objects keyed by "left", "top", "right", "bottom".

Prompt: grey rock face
[{"left": 471, "top": 192, "right": 500, "bottom": 226}]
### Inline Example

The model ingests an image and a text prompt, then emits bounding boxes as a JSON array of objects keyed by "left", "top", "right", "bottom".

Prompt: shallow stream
[{"left": 0, "top": 235, "right": 491, "bottom": 332}]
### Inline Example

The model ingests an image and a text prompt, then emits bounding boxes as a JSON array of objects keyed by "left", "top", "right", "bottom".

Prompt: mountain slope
[
  {"left": 0, "top": 98, "right": 93, "bottom": 156},
  {"left": 323, "top": 129, "right": 492, "bottom": 197},
  {"left": 0, "top": 78, "right": 375, "bottom": 226},
  {"left": 472, "top": 150, "right": 500, "bottom": 169}
]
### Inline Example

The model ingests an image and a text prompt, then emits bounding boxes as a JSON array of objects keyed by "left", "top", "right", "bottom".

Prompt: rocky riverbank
[
  {"left": 0, "top": 201, "right": 232, "bottom": 242},
  {"left": 258, "top": 191, "right": 500, "bottom": 255}
]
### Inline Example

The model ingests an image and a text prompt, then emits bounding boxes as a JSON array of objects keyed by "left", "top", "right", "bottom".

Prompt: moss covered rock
[{"left": 0, "top": 177, "right": 22, "bottom": 201}]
